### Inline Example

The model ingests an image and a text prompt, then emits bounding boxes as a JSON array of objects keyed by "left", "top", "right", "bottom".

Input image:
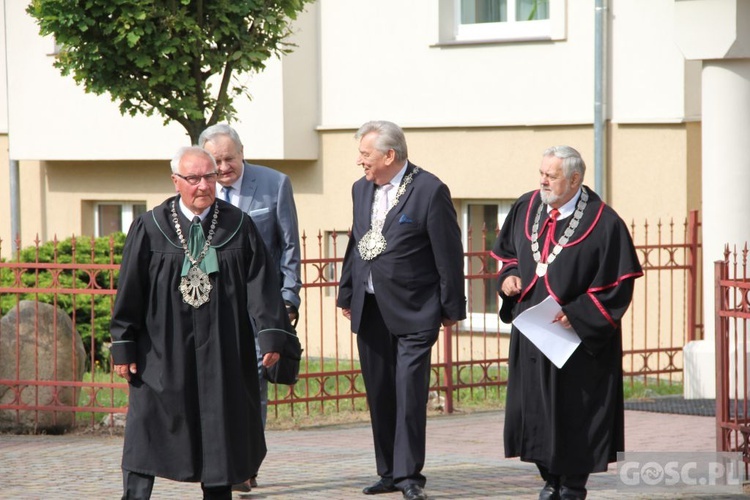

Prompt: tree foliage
[{"left": 27, "top": 0, "right": 313, "bottom": 143}]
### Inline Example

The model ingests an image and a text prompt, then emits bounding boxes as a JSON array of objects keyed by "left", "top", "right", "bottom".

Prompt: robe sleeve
[
  {"left": 562, "top": 214, "right": 643, "bottom": 356},
  {"left": 244, "top": 215, "right": 295, "bottom": 354},
  {"left": 491, "top": 198, "right": 524, "bottom": 324},
  {"left": 110, "top": 217, "right": 150, "bottom": 365}
]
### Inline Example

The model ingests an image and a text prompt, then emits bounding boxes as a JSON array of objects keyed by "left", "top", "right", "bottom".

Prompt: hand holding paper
[{"left": 512, "top": 296, "right": 582, "bottom": 368}]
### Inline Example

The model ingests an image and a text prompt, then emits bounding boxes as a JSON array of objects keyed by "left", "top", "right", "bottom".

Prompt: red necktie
[{"left": 540, "top": 209, "right": 560, "bottom": 262}]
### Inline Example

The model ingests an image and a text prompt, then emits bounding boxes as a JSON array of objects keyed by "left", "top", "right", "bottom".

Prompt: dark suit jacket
[{"left": 337, "top": 162, "right": 466, "bottom": 334}]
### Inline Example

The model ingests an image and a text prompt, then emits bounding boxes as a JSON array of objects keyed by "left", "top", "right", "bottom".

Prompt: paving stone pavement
[{"left": 0, "top": 410, "right": 747, "bottom": 499}]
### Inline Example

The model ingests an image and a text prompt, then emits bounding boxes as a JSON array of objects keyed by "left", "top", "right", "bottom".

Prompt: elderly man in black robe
[
  {"left": 110, "top": 146, "right": 293, "bottom": 500},
  {"left": 491, "top": 145, "right": 643, "bottom": 500}
]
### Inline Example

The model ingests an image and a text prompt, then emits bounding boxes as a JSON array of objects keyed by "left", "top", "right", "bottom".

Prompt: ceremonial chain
[
  {"left": 530, "top": 187, "right": 588, "bottom": 277},
  {"left": 358, "top": 167, "right": 420, "bottom": 261},
  {"left": 171, "top": 200, "right": 219, "bottom": 308}
]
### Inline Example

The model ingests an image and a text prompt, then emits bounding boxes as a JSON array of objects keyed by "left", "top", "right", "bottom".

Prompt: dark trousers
[
  {"left": 122, "top": 470, "right": 232, "bottom": 500},
  {"left": 357, "top": 293, "right": 439, "bottom": 489}
]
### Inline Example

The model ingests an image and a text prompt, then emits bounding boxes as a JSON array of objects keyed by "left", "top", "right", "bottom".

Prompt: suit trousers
[{"left": 357, "top": 293, "right": 439, "bottom": 489}]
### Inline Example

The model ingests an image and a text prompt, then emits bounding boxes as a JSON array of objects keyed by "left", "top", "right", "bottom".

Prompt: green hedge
[{"left": 0, "top": 233, "right": 127, "bottom": 369}]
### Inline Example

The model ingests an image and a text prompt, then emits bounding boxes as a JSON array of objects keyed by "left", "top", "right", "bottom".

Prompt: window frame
[
  {"left": 460, "top": 200, "right": 514, "bottom": 334},
  {"left": 434, "top": 0, "right": 566, "bottom": 45},
  {"left": 94, "top": 202, "right": 146, "bottom": 237}
]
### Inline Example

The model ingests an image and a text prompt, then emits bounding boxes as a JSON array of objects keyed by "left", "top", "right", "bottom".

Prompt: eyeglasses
[{"left": 174, "top": 171, "right": 219, "bottom": 186}]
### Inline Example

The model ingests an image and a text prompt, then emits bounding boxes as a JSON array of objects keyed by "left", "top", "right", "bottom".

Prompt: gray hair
[
  {"left": 198, "top": 123, "right": 244, "bottom": 150},
  {"left": 542, "top": 145, "right": 586, "bottom": 181},
  {"left": 170, "top": 146, "right": 217, "bottom": 173},
  {"left": 355, "top": 120, "right": 408, "bottom": 162}
]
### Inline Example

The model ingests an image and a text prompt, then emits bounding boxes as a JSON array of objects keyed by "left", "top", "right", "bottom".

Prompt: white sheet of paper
[{"left": 512, "top": 296, "right": 582, "bottom": 368}]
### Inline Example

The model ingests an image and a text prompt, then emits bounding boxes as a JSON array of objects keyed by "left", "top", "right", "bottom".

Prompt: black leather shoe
[
  {"left": 363, "top": 477, "right": 397, "bottom": 495},
  {"left": 402, "top": 484, "right": 428, "bottom": 500},
  {"left": 539, "top": 480, "right": 560, "bottom": 500},
  {"left": 559, "top": 485, "right": 586, "bottom": 500},
  {"left": 231, "top": 480, "right": 251, "bottom": 492}
]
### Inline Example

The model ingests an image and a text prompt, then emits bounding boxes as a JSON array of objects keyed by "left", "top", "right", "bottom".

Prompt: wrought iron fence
[
  {"left": 0, "top": 212, "right": 701, "bottom": 430},
  {"left": 715, "top": 244, "right": 750, "bottom": 461}
]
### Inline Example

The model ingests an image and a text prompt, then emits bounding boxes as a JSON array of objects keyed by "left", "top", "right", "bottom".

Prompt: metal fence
[
  {"left": 0, "top": 212, "right": 701, "bottom": 430},
  {"left": 715, "top": 244, "right": 750, "bottom": 461}
]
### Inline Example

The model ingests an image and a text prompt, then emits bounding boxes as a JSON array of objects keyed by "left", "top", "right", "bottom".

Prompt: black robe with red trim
[{"left": 491, "top": 186, "right": 642, "bottom": 475}]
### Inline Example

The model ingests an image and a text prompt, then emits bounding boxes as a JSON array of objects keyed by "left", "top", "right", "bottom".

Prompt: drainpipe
[
  {"left": 594, "top": 0, "right": 608, "bottom": 200},
  {"left": 4, "top": 1, "right": 19, "bottom": 255},
  {"left": 10, "top": 159, "right": 19, "bottom": 255}
]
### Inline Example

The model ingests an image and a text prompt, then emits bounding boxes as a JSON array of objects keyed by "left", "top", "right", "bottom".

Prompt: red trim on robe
[
  {"left": 587, "top": 292, "right": 617, "bottom": 328},
  {"left": 587, "top": 271, "right": 644, "bottom": 293}
]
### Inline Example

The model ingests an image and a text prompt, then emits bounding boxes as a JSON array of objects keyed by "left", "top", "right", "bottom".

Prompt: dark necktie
[{"left": 222, "top": 185, "right": 233, "bottom": 204}]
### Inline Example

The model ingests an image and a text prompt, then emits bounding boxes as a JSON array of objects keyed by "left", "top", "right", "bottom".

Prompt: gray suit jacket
[{"left": 235, "top": 162, "right": 302, "bottom": 309}]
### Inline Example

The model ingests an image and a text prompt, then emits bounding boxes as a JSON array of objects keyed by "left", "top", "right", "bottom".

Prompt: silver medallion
[
  {"left": 535, "top": 262, "right": 548, "bottom": 277},
  {"left": 358, "top": 229, "right": 387, "bottom": 261},
  {"left": 179, "top": 265, "right": 213, "bottom": 308}
]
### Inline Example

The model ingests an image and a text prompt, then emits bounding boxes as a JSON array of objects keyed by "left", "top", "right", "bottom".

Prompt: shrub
[{"left": 0, "top": 233, "right": 126, "bottom": 369}]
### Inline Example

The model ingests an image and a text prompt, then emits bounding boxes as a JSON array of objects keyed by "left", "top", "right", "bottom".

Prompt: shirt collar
[
  {"left": 383, "top": 160, "right": 409, "bottom": 189},
  {"left": 550, "top": 187, "right": 582, "bottom": 220},
  {"left": 179, "top": 197, "right": 212, "bottom": 221}
]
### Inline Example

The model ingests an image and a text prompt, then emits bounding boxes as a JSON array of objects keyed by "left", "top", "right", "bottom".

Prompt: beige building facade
[{"left": 6, "top": 0, "right": 750, "bottom": 396}]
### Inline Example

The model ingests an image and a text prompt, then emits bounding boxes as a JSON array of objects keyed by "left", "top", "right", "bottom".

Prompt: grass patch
[
  {"left": 623, "top": 377, "right": 683, "bottom": 400},
  {"left": 71, "top": 362, "right": 685, "bottom": 430}
]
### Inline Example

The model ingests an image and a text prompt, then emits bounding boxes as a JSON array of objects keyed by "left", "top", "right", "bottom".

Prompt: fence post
[
  {"left": 714, "top": 257, "right": 728, "bottom": 452},
  {"left": 442, "top": 324, "right": 454, "bottom": 414},
  {"left": 687, "top": 210, "right": 699, "bottom": 342}
]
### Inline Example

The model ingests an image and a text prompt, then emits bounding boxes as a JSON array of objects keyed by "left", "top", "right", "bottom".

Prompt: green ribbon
[{"left": 181, "top": 218, "right": 219, "bottom": 277}]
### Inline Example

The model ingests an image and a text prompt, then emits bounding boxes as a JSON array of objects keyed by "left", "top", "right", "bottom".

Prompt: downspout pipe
[
  {"left": 594, "top": 0, "right": 608, "bottom": 199},
  {"left": 10, "top": 159, "right": 19, "bottom": 255}
]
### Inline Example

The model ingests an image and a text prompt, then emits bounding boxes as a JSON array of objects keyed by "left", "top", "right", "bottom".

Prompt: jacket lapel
[
  {"left": 382, "top": 162, "right": 417, "bottom": 232},
  {"left": 239, "top": 163, "right": 258, "bottom": 213}
]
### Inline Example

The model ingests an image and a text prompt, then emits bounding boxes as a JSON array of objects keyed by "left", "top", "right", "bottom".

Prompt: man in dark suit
[
  {"left": 337, "top": 120, "right": 466, "bottom": 500},
  {"left": 199, "top": 123, "right": 302, "bottom": 492}
]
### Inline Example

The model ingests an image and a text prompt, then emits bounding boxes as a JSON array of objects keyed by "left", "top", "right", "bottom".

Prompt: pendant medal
[
  {"left": 535, "top": 262, "right": 548, "bottom": 277},
  {"left": 358, "top": 229, "right": 387, "bottom": 261},
  {"left": 179, "top": 265, "right": 213, "bottom": 308}
]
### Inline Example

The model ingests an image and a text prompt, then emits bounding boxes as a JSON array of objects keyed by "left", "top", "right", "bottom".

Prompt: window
[
  {"left": 435, "top": 0, "right": 565, "bottom": 44},
  {"left": 461, "top": 200, "right": 514, "bottom": 333},
  {"left": 95, "top": 202, "right": 146, "bottom": 237}
]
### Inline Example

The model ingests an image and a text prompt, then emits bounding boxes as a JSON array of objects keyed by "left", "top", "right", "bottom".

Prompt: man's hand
[
  {"left": 285, "top": 302, "right": 299, "bottom": 326},
  {"left": 501, "top": 276, "right": 522, "bottom": 297},
  {"left": 442, "top": 318, "right": 457, "bottom": 328},
  {"left": 262, "top": 352, "right": 280, "bottom": 368},
  {"left": 114, "top": 363, "right": 137, "bottom": 382},
  {"left": 341, "top": 308, "right": 351, "bottom": 320}
]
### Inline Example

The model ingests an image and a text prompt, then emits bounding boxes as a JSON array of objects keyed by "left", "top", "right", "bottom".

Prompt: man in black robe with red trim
[
  {"left": 491, "top": 146, "right": 642, "bottom": 500},
  {"left": 110, "top": 146, "right": 293, "bottom": 500}
]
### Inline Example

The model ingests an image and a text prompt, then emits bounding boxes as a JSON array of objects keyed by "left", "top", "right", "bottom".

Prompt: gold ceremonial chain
[
  {"left": 171, "top": 200, "right": 219, "bottom": 308},
  {"left": 530, "top": 187, "right": 589, "bottom": 277}
]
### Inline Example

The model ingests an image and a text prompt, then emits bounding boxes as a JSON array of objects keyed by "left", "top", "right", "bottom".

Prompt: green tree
[{"left": 27, "top": 0, "right": 313, "bottom": 143}]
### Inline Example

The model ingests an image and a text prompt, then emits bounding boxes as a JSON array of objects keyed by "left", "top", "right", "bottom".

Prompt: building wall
[{"left": 5, "top": 1, "right": 319, "bottom": 161}]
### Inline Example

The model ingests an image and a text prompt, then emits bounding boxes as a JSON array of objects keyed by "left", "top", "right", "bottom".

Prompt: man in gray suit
[
  {"left": 199, "top": 123, "right": 302, "bottom": 492},
  {"left": 338, "top": 121, "right": 466, "bottom": 500}
]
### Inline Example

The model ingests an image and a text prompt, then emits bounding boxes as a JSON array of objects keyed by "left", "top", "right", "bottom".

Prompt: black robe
[
  {"left": 110, "top": 196, "right": 291, "bottom": 485},
  {"left": 491, "top": 187, "right": 643, "bottom": 475}
]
